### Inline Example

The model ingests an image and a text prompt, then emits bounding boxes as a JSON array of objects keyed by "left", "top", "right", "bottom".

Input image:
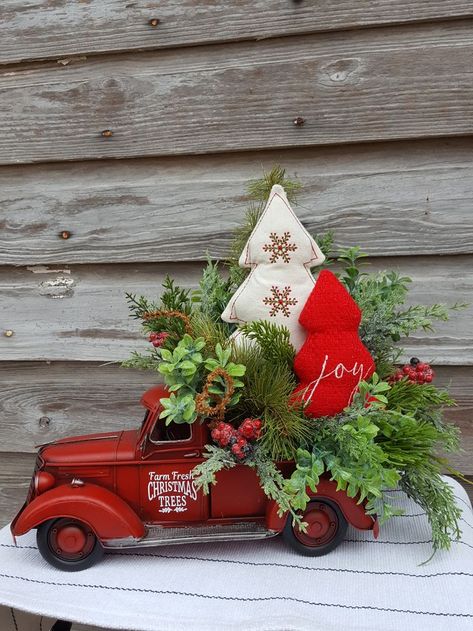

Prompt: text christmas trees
[{"left": 221, "top": 184, "right": 325, "bottom": 350}]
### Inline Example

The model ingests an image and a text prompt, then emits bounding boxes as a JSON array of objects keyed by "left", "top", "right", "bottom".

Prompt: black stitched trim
[
  {"left": 112, "top": 550, "right": 473, "bottom": 579},
  {"left": 0, "top": 572, "right": 471, "bottom": 619},
  {"left": 2, "top": 542, "right": 472, "bottom": 579},
  {"left": 345, "top": 538, "right": 473, "bottom": 549},
  {"left": 10, "top": 608, "right": 18, "bottom": 631}
]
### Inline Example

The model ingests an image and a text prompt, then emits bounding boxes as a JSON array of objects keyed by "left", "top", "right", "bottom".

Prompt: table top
[{"left": 0, "top": 477, "right": 472, "bottom": 631}]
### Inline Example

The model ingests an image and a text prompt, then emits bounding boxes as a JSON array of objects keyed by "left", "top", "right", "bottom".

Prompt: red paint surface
[{"left": 12, "top": 384, "right": 376, "bottom": 546}]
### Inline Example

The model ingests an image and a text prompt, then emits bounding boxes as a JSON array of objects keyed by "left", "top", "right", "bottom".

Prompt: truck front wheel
[
  {"left": 37, "top": 518, "right": 104, "bottom": 571},
  {"left": 283, "top": 498, "right": 348, "bottom": 556}
]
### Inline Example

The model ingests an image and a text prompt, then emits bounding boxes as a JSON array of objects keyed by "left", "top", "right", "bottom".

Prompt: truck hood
[{"left": 39, "top": 430, "right": 138, "bottom": 465}]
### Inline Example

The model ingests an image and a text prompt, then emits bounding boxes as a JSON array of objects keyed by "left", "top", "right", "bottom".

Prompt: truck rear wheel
[
  {"left": 37, "top": 518, "right": 104, "bottom": 571},
  {"left": 283, "top": 498, "right": 348, "bottom": 556}
]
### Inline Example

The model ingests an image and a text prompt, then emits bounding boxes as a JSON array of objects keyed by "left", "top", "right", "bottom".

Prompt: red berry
[
  {"left": 238, "top": 418, "right": 262, "bottom": 441},
  {"left": 402, "top": 365, "right": 411, "bottom": 374},
  {"left": 231, "top": 444, "right": 245, "bottom": 459},
  {"left": 424, "top": 374, "right": 433, "bottom": 383},
  {"left": 416, "top": 362, "right": 427, "bottom": 372}
]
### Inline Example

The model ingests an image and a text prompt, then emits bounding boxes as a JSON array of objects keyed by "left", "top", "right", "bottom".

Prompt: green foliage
[
  {"left": 158, "top": 334, "right": 206, "bottom": 393},
  {"left": 285, "top": 372, "right": 463, "bottom": 543},
  {"left": 387, "top": 378, "right": 455, "bottom": 412},
  {"left": 239, "top": 320, "right": 295, "bottom": 368},
  {"left": 160, "top": 276, "right": 192, "bottom": 313},
  {"left": 189, "top": 311, "right": 231, "bottom": 353},
  {"left": 203, "top": 343, "right": 246, "bottom": 407},
  {"left": 193, "top": 259, "right": 234, "bottom": 325},
  {"left": 157, "top": 335, "right": 206, "bottom": 423},
  {"left": 247, "top": 165, "right": 301, "bottom": 203},
  {"left": 125, "top": 276, "right": 192, "bottom": 343},
  {"left": 159, "top": 393, "right": 197, "bottom": 425},
  {"left": 229, "top": 346, "right": 313, "bottom": 460},
  {"left": 125, "top": 292, "right": 160, "bottom": 321},
  {"left": 400, "top": 466, "right": 462, "bottom": 553},
  {"left": 122, "top": 349, "right": 161, "bottom": 373},
  {"left": 312, "top": 231, "right": 335, "bottom": 269},
  {"left": 338, "top": 246, "right": 369, "bottom": 293},
  {"left": 249, "top": 446, "right": 303, "bottom": 527},
  {"left": 314, "top": 231, "right": 334, "bottom": 259},
  {"left": 157, "top": 337, "right": 246, "bottom": 423},
  {"left": 284, "top": 447, "right": 325, "bottom": 511},
  {"left": 193, "top": 445, "right": 236, "bottom": 494},
  {"left": 337, "top": 246, "right": 462, "bottom": 374},
  {"left": 194, "top": 443, "right": 303, "bottom": 527},
  {"left": 121, "top": 168, "right": 465, "bottom": 556}
]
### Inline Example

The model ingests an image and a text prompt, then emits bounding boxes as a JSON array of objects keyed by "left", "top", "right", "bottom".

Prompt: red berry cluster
[
  {"left": 211, "top": 418, "right": 262, "bottom": 461},
  {"left": 238, "top": 418, "right": 262, "bottom": 440},
  {"left": 149, "top": 331, "right": 169, "bottom": 348},
  {"left": 390, "top": 357, "right": 434, "bottom": 384}
]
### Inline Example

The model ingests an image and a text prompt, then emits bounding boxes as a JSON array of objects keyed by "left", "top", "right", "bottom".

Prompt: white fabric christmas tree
[{"left": 221, "top": 184, "right": 325, "bottom": 350}]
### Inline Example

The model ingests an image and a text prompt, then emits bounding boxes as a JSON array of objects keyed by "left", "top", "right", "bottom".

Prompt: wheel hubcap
[
  {"left": 294, "top": 501, "right": 339, "bottom": 547},
  {"left": 48, "top": 519, "right": 95, "bottom": 561}
]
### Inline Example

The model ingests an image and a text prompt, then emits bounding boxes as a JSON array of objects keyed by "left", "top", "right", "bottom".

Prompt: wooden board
[
  {"left": 0, "top": 362, "right": 158, "bottom": 454},
  {"left": 1, "top": 139, "right": 473, "bottom": 264},
  {"left": 0, "top": 256, "right": 471, "bottom": 363},
  {"left": 0, "top": 362, "right": 471, "bottom": 459},
  {"left": 2, "top": 22, "right": 473, "bottom": 164},
  {"left": 2, "top": 1, "right": 473, "bottom": 65}
]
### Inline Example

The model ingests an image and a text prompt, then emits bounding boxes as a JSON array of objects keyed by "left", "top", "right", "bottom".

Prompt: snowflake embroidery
[
  {"left": 262, "top": 232, "right": 298, "bottom": 263},
  {"left": 263, "top": 285, "right": 298, "bottom": 317}
]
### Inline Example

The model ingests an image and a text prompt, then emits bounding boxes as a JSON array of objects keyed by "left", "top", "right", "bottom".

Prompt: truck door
[{"left": 139, "top": 418, "right": 208, "bottom": 523}]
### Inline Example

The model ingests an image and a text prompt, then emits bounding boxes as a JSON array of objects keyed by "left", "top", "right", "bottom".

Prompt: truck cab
[{"left": 11, "top": 385, "right": 376, "bottom": 571}]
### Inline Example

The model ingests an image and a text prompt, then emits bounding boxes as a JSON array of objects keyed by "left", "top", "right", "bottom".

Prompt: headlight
[{"left": 34, "top": 471, "right": 55, "bottom": 494}]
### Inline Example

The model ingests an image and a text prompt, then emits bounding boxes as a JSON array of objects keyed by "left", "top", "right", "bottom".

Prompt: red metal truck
[{"left": 11, "top": 385, "right": 377, "bottom": 571}]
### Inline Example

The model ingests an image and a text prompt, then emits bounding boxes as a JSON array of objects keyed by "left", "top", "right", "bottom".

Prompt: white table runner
[{"left": 0, "top": 477, "right": 472, "bottom": 631}]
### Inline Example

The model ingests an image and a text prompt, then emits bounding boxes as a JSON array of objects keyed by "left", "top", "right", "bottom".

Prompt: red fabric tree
[{"left": 293, "top": 270, "right": 375, "bottom": 417}]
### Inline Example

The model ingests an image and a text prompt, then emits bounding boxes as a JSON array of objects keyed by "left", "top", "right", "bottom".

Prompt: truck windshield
[{"left": 149, "top": 419, "right": 192, "bottom": 444}]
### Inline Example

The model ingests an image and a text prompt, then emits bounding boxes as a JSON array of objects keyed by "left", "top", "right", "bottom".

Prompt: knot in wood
[
  {"left": 148, "top": 18, "right": 160, "bottom": 27},
  {"left": 101, "top": 129, "right": 113, "bottom": 138},
  {"left": 39, "top": 416, "right": 51, "bottom": 428},
  {"left": 60, "top": 230, "right": 71, "bottom": 240},
  {"left": 293, "top": 116, "right": 305, "bottom": 127},
  {"left": 3, "top": 330, "right": 14, "bottom": 337}
]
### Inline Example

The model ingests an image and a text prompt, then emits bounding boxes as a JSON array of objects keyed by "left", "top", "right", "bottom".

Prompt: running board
[{"left": 103, "top": 522, "right": 279, "bottom": 549}]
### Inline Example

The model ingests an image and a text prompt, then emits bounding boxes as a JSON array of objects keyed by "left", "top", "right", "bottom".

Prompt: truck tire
[
  {"left": 283, "top": 498, "right": 348, "bottom": 556},
  {"left": 37, "top": 518, "right": 104, "bottom": 571}
]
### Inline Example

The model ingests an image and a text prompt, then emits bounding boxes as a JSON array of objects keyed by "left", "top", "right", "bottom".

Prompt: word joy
[{"left": 302, "top": 354, "right": 368, "bottom": 405}]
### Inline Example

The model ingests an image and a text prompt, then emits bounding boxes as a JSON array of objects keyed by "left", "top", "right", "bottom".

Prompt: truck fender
[
  {"left": 11, "top": 482, "right": 145, "bottom": 541},
  {"left": 265, "top": 477, "right": 374, "bottom": 532}
]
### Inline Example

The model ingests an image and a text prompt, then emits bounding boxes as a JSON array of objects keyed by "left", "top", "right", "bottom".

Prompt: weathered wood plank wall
[
  {"left": 2, "top": 1, "right": 473, "bottom": 64},
  {"left": 1, "top": 3, "right": 472, "bottom": 629},
  {"left": 2, "top": 23, "right": 473, "bottom": 164},
  {"left": 0, "top": 0, "right": 472, "bottom": 569}
]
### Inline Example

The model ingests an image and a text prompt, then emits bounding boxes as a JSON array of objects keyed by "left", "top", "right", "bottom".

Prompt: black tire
[
  {"left": 37, "top": 518, "right": 104, "bottom": 571},
  {"left": 283, "top": 497, "right": 348, "bottom": 557}
]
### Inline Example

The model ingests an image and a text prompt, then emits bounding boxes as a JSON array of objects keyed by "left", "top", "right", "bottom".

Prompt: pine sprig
[
  {"left": 239, "top": 320, "right": 295, "bottom": 368},
  {"left": 247, "top": 166, "right": 301, "bottom": 203},
  {"left": 387, "top": 379, "right": 455, "bottom": 411},
  {"left": 229, "top": 346, "right": 313, "bottom": 460}
]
